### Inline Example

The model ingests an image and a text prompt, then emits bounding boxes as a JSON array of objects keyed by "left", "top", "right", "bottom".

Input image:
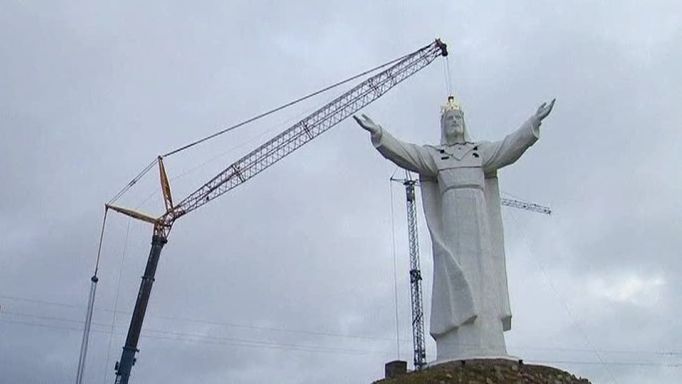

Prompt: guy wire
[
  {"left": 162, "top": 51, "right": 417, "bottom": 158},
  {"left": 102, "top": 218, "right": 132, "bottom": 384},
  {"left": 107, "top": 158, "right": 158, "bottom": 205},
  {"left": 506, "top": 209, "right": 620, "bottom": 384}
]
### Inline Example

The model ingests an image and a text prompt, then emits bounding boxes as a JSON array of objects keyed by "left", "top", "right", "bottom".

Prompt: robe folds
[{"left": 371, "top": 117, "right": 540, "bottom": 358}]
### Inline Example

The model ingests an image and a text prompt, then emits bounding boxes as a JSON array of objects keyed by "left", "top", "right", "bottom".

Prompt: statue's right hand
[{"left": 353, "top": 114, "right": 381, "bottom": 135}]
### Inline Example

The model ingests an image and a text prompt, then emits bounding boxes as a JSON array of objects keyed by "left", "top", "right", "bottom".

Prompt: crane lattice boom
[
  {"left": 165, "top": 40, "right": 447, "bottom": 224},
  {"left": 501, "top": 198, "right": 551, "bottom": 215}
]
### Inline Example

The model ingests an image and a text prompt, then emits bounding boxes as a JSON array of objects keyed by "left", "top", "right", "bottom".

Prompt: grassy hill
[{"left": 374, "top": 359, "right": 592, "bottom": 384}]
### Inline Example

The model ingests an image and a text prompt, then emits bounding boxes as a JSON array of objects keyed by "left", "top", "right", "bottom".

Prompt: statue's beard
[{"left": 442, "top": 124, "right": 470, "bottom": 144}]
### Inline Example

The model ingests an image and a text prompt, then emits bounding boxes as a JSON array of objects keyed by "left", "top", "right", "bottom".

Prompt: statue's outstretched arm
[
  {"left": 353, "top": 114, "right": 382, "bottom": 136},
  {"left": 481, "top": 99, "right": 556, "bottom": 172},
  {"left": 534, "top": 98, "right": 556, "bottom": 122},
  {"left": 353, "top": 114, "right": 437, "bottom": 176}
]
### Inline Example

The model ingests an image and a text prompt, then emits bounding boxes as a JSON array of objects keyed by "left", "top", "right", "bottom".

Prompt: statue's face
[{"left": 441, "top": 110, "right": 466, "bottom": 142}]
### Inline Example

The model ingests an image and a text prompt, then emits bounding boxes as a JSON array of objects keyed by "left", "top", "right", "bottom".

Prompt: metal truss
[
  {"left": 403, "top": 179, "right": 428, "bottom": 370},
  {"left": 167, "top": 40, "right": 447, "bottom": 224},
  {"left": 501, "top": 198, "right": 551, "bottom": 215}
]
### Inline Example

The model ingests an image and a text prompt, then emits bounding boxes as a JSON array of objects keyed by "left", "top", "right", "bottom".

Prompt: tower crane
[
  {"left": 97, "top": 39, "right": 448, "bottom": 384},
  {"left": 391, "top": 174, "right": 550, "bottom": 371},
  {"left": 391, "top": 173, "right": 427, "bottom": 370}
]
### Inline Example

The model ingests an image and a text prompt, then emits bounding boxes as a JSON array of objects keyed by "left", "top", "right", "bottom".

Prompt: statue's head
[{"left": 440, "top": 96, "right": 470, "bottom": 144}]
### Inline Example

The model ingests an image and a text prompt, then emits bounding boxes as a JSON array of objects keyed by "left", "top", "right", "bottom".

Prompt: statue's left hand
[
  {"left": 353, "top": 114, "right": 382, "bottom": 135},
  {"left": 534, "top": 98, "right": 556, "bottom": 122}
]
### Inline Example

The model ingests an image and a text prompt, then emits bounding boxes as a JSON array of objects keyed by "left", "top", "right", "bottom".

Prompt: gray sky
[{"left": 1, "top": 1, "right": 681, "bottom": 383}]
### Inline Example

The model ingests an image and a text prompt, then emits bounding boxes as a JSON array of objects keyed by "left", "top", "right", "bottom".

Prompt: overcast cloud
[{"left": 1, "top": 1, "right": 681, "bottom": 383}]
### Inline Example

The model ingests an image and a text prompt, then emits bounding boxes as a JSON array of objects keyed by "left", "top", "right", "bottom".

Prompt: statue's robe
[{"left": 371, "top": 117, "right": 540, "bottom": 360}]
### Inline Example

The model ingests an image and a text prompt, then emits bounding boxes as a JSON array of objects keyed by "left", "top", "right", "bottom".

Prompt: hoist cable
[
  {"left": 102, "top": 218, "right": 131, "bottom": 384},
  {"left": 443, "top": 56, "right": 453, "bottom": 97},
  {"left": 161, "top": 50, "right": 419, "bottom": 158},
  {"left": 447, "top": 56, "right": 453, "bottom": 96}
]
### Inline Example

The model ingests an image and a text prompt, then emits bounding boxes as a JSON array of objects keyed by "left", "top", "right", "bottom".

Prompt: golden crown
[{"left": 441, "top": 95, "right": 462, "bottom": 115}]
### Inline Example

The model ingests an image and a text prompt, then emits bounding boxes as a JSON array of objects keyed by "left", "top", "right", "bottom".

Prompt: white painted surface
[{"left": 355, "top": 101, "right": 552, "bottom": 362}]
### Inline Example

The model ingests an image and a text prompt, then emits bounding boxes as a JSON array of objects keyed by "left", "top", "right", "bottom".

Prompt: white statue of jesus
[{"left": 354, "top": 96, "right": 555, "bottom": 362}]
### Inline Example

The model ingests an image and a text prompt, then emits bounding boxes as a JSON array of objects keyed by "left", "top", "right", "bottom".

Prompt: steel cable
[{"left": 161, "top": 48, "right": 423, "bottom": 158}]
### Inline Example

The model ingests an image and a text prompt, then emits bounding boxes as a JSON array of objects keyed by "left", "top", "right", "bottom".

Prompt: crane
[
  {"left": 391, "top": 173, "right": 427, "bottom": 370},
  {"left": 97, "top": 39, "right": 448, "bottom": 384},
  {"left": 391, "top": 174, "right": 550, "bottom": 371}
]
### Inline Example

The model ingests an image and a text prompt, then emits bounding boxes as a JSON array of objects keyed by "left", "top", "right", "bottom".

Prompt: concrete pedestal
[{"left": 384, "top": 360, "right": 407, "bottom": 379}]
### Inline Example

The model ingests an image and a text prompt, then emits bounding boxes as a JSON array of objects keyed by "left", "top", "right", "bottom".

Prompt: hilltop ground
[{"left": 374, "top": 359, "right": 592, "bottom": 384}]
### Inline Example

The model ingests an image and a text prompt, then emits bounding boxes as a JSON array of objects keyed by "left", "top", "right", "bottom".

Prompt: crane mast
[
  {"left": 106, "top": 39, "right": 448, "bottom": 384},
  {"left": 393, "top": 175, "right": 427, "bottom": 370}
]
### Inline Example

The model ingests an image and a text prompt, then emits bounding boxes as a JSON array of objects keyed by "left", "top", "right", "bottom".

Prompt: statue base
[
  {"left": 433, "top": 317, "right": 509, "bottom": 362},
  {"left": 374, "top": 358, "right": 592, "bottom": 384},
  {"left": 428, "top": 355, "right": 519, "bottom": 367}
]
